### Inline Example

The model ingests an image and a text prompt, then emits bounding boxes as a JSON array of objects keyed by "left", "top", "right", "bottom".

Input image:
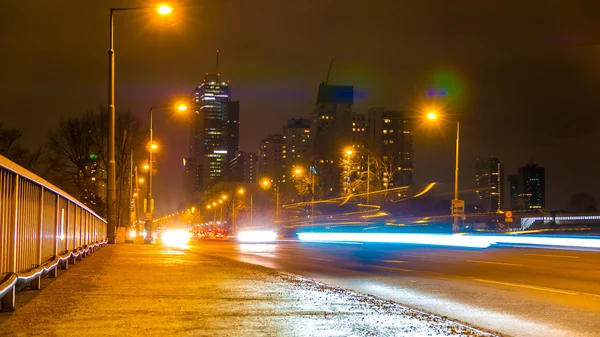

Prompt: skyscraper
[
  {"left": 309, "top": 83, "right": 355, "bottom": 196},
  {"left": 188, "top": 73, "right": 240, "bottom": 197},
  {"left": 509, "top": 163, "right": 545, "bottom": 210},
  {"left": 367, "top": 108, "right": 414, "bottom": 189},
  {"left": 306, "top": 83, "right": 415, "bottom": 197},
  {"left": 474, "top": 157, "right": 503, "bottom": 213},
  {"left": 258, "top": 134, "right": 284, "bottom": 181},
  {"left": 282, "top": 118, "right": 311, "bottom": 174},
  {"left": 229, "top": 151, "right": 257, "bottom": 184}
]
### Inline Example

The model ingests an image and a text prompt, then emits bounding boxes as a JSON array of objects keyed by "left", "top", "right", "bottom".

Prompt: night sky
[{"left": 2, "top": 0, "right": 600, "bottom": 213}]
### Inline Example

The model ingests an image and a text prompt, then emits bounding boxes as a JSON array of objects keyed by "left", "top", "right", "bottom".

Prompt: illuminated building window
[{"left": 384, "top": 119, "right": 391, "bottom": 123}]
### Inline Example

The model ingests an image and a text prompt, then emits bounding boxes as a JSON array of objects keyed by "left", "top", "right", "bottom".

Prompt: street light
[
  {"left": 107, "top": 3, "right": 173, "bottom": 243},
  {"left": 342, "top": 147, "right": 355, "bottom": 193},
  {"left": 425, "top": 109, "right": 461, "bottom": 232},
  {"left": 230, "top": 188, "right": 246, "bottom": 235},
  {"left": 144, "top": 103, "right": 189, "bottom": 242},
  {"left": 427, "top": 110, "right": 438, "bottom": 121},
  {"left": 292, "top": 166, "right": 316, "bottom": 223},
  {"left": 156, "top": 3, "right": 173, "bottom": 15},
  {"left": 259, "top": 177, "right": 281, "bottom": 223},
  {"left": 234, "top": 188, "right": 253, "bottom": 229},
  {"left": 342, "top": 147, "right": 372, "bottom": 204}
]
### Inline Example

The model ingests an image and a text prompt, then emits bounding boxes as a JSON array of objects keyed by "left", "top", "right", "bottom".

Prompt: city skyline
[
  {"left": 2, "top": 1, "right": 600, "bottom": 211},
  {"left": 2, "top": 4, "right": 600, "bottom": 337}
]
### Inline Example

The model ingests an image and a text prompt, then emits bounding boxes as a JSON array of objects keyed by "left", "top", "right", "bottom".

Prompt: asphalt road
[{"left": 188, "top": 239, "right": 600, "bottom": 337}]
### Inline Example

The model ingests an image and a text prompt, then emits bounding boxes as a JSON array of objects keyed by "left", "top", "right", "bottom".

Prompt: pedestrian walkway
[{"left": 0, "top": 244, "right": 493, "bottom": 337}]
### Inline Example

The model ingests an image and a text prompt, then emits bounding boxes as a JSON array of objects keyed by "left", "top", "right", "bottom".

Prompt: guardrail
[{"left": 0, "top": 155, "right": 107, "bottom": 311}]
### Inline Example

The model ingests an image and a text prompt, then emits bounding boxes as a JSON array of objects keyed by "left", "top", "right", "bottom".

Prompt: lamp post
[
  {"left": 453, "top": 121, "right": 460, "bottom": 232},
  {"left": 292, "top": 167, "right": 316, "bottom": 224},
  {"left": 144, "top": 104, "right": 187, "bottom": 242},
  {"left": 212, "top": 202, "right": 217, "bottom": 230},
  {"left": 107, "top": 3, "right": 173, "bottom": 243},
  {"left": 426, "top": 110, "right": 461, "bottom": 232},
  {"left": 259, "top": 177, "right": 279, "bottom": 225},
  {"left": 231, "top": 188, "right": 245, "bottom": 235}
]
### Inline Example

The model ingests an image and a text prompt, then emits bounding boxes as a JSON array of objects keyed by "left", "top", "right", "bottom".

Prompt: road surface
[{"left": 188, "top": 239, "right": 600, "bottom": 337}]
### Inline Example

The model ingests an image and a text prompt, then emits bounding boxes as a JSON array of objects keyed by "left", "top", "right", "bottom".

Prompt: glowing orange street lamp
[
  {"left": 427, "top": 110, "right": 438, "bottom": 121},
  {"left": 423, "top": 107, "right": 460, "bottom": 232},
  {"left": 156, "top": 3, "right": 173, "bottom": 15},
  {"left": 293, "top": 167, "right": 304, "bottom": 177},
  {"left": 108, "top": 3, "right": 174, "bottom": 243}
]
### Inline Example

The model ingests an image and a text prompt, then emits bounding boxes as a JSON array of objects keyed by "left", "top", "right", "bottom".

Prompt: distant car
[{"left": 215, "top": 232, "right": 225, "bottom": 239}]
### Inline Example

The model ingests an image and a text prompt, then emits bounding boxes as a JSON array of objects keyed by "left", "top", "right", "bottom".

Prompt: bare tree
[
  {"left": 0, "top": 123, "right": 22, "bottom": 155},
  {"left": 46, "top": 107, "right": 144, "bottom": 220},
  {"left": 0, "top": 122, "right": 45, "bottom": 174},
  {"left": 337, "top": 150, "right": 403, "bottom": 204}
]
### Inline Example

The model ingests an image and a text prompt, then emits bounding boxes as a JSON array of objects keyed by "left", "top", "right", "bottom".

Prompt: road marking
[
  {"left": 524, "top": 253, "right": 580, "bottom": 259},
  {"left": 465, "top": 259, "right": 523, "bottom": 267},
  {"left": 308, "top": 257, "right": 333, "bottom": 262},
  {"left": 473, "top": 278, "right": 578, "bottom": 295},
  {"left": 383, "top": 260, "right": 407, "bottom": 263},
  {"left": 402, "top": 254, "right": 426, "bottom": 259},
  {"left": 372, "top": 265, "right": 413, "bottom": 272}
]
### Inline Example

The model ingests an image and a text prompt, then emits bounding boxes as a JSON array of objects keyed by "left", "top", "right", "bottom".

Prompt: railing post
[
  {"left": 71, "top": 202, "right": 78, "bottom": 264},
  {"left": 3, "top": 175, "right": 19, "bottom": 311},
  {"left": 9, "top": 175, "right": 19, "bottom": 275},
  {"left": 31, "top": 186, "right": 44, "bottom": 290},
  {"left": 53, "top": 195, "right": 63, "bottom": 275}
]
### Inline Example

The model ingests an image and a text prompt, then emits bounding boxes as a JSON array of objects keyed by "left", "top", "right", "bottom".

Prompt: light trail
[{"left": 297, "top": 233, "right": 600, "bottom": 250}]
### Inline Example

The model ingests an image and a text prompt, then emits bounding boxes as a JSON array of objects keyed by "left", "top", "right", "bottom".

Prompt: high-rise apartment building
[
  {"left": 309, "top": 83, "right": 355, "bottom": 196},
  {"left": 187, "top": 73, "right": 240, "bottom": 198},
  {"left": 474, "top": 157, "right": 503, "bottom": 212},
  {"left": 367, "top": 108, "right": 414, "bottom": 189},
  {"left": 282, "top": 118, "right": 311, "bottom": 174},
  {"left": 307, "top": 83, "right": 414, "bottom": 197},
  {"left": 258, "top": 134, "right": 284, "bottom": 181},
  {"left": 229, "top": 151, "right": 257, "bottom": 184},
  {"left": 509, "top": 163, "right": 545, "bottom": 210}
]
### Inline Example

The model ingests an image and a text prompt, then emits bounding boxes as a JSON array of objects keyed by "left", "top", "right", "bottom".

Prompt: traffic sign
[
  {"left": 505, "top": 210, "right": 513, "bottom": 223},
  {"left": 452, "top": 199, "right": 465, "bottom": 216}
]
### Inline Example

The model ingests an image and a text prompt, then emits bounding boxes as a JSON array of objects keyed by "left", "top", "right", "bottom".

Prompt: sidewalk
[{"left": 0, "top": 244, "right": 495, "bottom": 337}]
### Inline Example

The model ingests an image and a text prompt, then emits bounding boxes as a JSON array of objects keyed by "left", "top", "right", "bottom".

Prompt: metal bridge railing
[{"left": 0, "top": 155, "right": 107, "bottom": 311}]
